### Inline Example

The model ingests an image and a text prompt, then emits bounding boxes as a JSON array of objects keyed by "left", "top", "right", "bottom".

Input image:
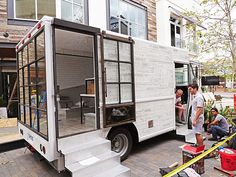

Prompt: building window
[
  {"left": 15, "top": 0, "right": 56, "bottom": 20},
  {"left": 17, "top": 29, "right": 48, "bottom": 137},
  {"left": 61, "top": 0, "right": 85, "bottom": 23},
  {"left": 109, "top": 0, "right": 147, "bottom": 39},
  {"left": 170, "top": 16, "right": 183, "bottom": 48}
]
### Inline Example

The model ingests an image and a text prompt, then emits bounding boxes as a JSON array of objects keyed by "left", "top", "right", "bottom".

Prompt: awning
[
  {"left": 169, "top": 6, "right": 207, "bottom": 30},
  {"left": 0, "top": 42, "right": 17, "bottom": 58}
]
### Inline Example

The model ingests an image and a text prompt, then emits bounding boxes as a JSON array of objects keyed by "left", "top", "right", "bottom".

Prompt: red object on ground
[
  {"left": 234, "top": 94, "right": 236, "bottom": 110},
  {"left": 219, "top": 148, "right": 236, "bottom": 171},
  {"left": 182, "top": 144, "right": 205, "bottom": 154}
]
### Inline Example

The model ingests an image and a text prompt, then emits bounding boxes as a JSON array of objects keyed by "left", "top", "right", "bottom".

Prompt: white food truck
[{"left": 16, "top": 16, "right": 199, "bottom": 177}]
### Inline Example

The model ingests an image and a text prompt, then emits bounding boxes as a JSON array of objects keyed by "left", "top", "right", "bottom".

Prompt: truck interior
[
  {"left": 175, "top": 63, "right": 189, "bottom": 123},
  {"left": 54, "top": 28, "right": 96, "bottom": 137}
]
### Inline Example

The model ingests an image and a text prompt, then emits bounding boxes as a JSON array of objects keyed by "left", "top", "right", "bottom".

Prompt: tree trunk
[{"left": 233, "top": 59, "right": 236, "bottom": 87}]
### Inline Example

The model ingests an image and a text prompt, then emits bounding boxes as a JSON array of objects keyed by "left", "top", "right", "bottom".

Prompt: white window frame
[
  {"left": 11, "top": 0, "right": 88, "bottom": 24},
  {"left": 170, "top": 15, "right": 183, "bottom": 48},
  {"left": 108, "top": 0, "right": 147, "bottom": 39},
  {"left": 60, "top": 0, "right": 85, "bottom": 23}
]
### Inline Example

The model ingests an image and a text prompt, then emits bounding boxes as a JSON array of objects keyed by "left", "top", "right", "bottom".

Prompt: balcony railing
[{"left": 171, "top": 37, "right": 199, "bottom": 54}]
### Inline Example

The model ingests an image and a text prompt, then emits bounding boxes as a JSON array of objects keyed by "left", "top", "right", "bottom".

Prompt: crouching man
[{"left": 208, "top": 108, "right": 229, "bottom": 141}]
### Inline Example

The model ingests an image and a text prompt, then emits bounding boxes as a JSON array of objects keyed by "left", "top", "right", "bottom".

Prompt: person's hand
[{"left": 192, "top": 119, "right": 197, "bottom": 127}]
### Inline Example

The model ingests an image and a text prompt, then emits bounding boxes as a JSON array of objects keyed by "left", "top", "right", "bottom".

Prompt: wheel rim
[{"left": 111, "top": 133, "right": 129, "bottom": 157}]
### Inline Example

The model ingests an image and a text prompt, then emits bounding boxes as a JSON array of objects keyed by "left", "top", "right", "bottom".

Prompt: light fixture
[{"left": 3, "top": 32, "right": 9, "bottom": 38}]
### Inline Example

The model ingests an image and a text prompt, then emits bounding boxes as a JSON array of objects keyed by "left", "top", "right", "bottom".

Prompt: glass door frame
[{"left": 52, "top": 18, "right": 100, "bottom": 138}]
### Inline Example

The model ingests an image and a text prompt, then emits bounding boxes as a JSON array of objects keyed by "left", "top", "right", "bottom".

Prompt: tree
[{"left": 188, "top": 0, "right": 236, "bottom": 85}]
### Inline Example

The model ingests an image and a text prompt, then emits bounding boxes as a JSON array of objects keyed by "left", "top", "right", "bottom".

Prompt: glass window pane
[
  {"left": 38, "top": 85, "right": 47, "bottom": 111},
  {"left": 24, "top": 67, "right": 29, "bottom": 86},
  {"left": 130, "top": 23, "right": 138, "bottom": 37},
  {"left": 39, "top": 111, "right": 47, "bottom": 136},
  {"left": 138, "top": 9, "right": 145, "bottom": 26},
  {"left": 138, "top": 25, "right": 146, "bottom": 39},
  {"left": 15, "top": 0, "right": 36, "bottom": 19},
  {"left": 20, "top": 87, "right": 24, "bottom": 104},
  {"left": 74, "top": 0, "right": 83, "bottom": 4},
  {"left": 119, "top": 43, "right": 131, "bottom": 62},
  {"left": 22, "top": 47, "right": 28, "bottom": 66},
  {"left": 121, "top": 84, "right": 132, "bottom": 103},
  {"left": 30, "top": 86, "right": 37, "bottom": 108},
  {"left": 109, "top": 0, "right": 147, "bottom": 39},
  {"left": 18, "top": 51, "right": 22, "bottom": 68},
  {"left": 19, "top": 69, "right": 23, "bottom": 87},
  {"left": 61, "top": 0, "right": 72, "bottom": 21},
  {"left": 110, "top": 16, "right": 119, "bottom": 33},
  {"left": 120, "top": 63, "right": 131, "bottom": 82},
  {"left": 129, "top": 5, "right": 138, "bottom": 23},
  {"left": 105, "top": 105, "right": 134, "bottom": 125},
  {"left": 175, "top": 64, "right": 188, "bottom": 86},
  {"left": 120, "top": 20, "right": 128, "bottom": 35},
  {"left": 73, "top": 4, "right": 84, "bottom": 23},
  {"left": 105, "top": 62, "right": 119, "bottom": 82},
  {"left": 31, "top": 108, "right": 38, "bottom": 129},
  {"left": 120, "top": 1, "right": 128, "bottom": 19},
  {"left": 20, "top": 104, "right": 24, "bottom": 122},
  {"left": 29, "top": 63, "right": 37, "bottom": 85},
  {"left": 37, "top": 59, "right": 46, "bottom": 84},
  {"left": 28, "top": 40, "right": 35, "bottom": 63},
  {"left": 106, "top": 84, "right": 119, "bottom": 104},
  {"left": 24, "top": 86, "right": 29, "bottom": 106},
  {"left": 25, "top": 106, "right": 30, "bottom": 125},
  {"left": 104, "top": 39, "right": 118, "bottom": 61},
  {"left": 37, "top": 0, "right": 56, "bottom": 20},
  {"left": 36, "top": 31, "right": 45, "bottom": 59},
  {"left": 110, "top": 0, "right": 119, "bottom": 17}
]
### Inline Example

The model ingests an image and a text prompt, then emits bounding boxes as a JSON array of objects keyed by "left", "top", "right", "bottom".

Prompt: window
[
  {"left": 170, "top": 16, "right": 183, "bottom": 48},
  {"left": 17, "top": 30, "right": 48, "bottom": 137},
  {"left": 109, "top": 0, "right": 147, "bottom": 39},
  {"left": 103, "top": 38, "right": 135, "bottom": 127},
  {"left": 175, "top": 63, "right": 188, "bottom": 86},
  {"left": 61, "top": 0, "right": 85, "bottom": 23},
  {"left": 15, "top": 0, "right": 55, "bottom": 20}
]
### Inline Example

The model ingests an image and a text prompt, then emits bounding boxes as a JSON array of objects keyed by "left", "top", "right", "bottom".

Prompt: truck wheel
[{"left": 108, "top": 128, "right": 133, "bottom": 161}]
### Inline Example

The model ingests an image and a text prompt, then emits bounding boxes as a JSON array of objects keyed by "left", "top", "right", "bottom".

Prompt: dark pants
[{"left": 209, "top": 125, "right": 228, "bottom": 139}]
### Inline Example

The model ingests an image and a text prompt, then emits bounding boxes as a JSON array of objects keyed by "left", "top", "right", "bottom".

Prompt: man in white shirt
[{"left": 188, "top": 84, "right": 204, "bottom": 147}]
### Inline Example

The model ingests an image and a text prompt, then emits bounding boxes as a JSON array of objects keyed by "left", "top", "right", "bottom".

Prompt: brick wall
[
  {"left": 134, "top": 0, "right": 157, "bottom": 42},
  {"left": 0, "top": 0, "right": 30, "bottom": 43}
]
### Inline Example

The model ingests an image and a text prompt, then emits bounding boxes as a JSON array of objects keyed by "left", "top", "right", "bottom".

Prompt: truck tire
[{"left": 108, "top": 127, "right": 133, "bottom": 161}]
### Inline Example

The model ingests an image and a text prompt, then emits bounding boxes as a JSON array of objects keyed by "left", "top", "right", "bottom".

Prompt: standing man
[
  {"left": 188, "top": 84, "right": 204, "bottom": 147},
  {"left": 207, "top": 108, "right": 229, "bottom": 141}
]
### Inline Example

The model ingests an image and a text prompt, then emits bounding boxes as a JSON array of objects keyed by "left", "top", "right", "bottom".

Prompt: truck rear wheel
[{"left": 108, "top": 127, "right": 133, "bottom": 161}]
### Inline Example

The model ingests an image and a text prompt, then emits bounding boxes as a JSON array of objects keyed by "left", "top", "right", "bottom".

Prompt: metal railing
[{"left": 172, "top": 37, "right": 199, "bottom": 54}]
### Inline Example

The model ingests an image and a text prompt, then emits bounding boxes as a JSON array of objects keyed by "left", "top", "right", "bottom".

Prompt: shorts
[{"left": 192, "top": 121, "right": 204, "bottom": 135}]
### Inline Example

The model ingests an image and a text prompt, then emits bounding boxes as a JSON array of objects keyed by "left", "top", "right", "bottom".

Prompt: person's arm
[
  {"left": 192, "top": 107, "right": 203, "bottom": 126},
  {"left": 209, "top": 119, "right": 219, "bottom": 126}
]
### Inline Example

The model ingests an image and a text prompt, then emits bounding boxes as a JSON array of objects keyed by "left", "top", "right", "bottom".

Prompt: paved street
[{"left": 0, "top": 132, "right": 234, "bottom": 177}]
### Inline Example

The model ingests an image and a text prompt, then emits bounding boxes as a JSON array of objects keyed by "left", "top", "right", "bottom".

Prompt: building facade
[{"left": 0, "top": 0, "right": 199, "bottom": 117}]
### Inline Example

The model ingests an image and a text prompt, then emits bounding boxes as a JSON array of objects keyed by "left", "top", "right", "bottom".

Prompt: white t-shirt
[{"left": 191, "top": 92, "right": 204, "bottom": 123}]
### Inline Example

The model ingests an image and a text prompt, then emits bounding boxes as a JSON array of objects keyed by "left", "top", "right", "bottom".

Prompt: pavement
[{"left": 0, "top": 132, "right": 235, "bottom": 177}]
